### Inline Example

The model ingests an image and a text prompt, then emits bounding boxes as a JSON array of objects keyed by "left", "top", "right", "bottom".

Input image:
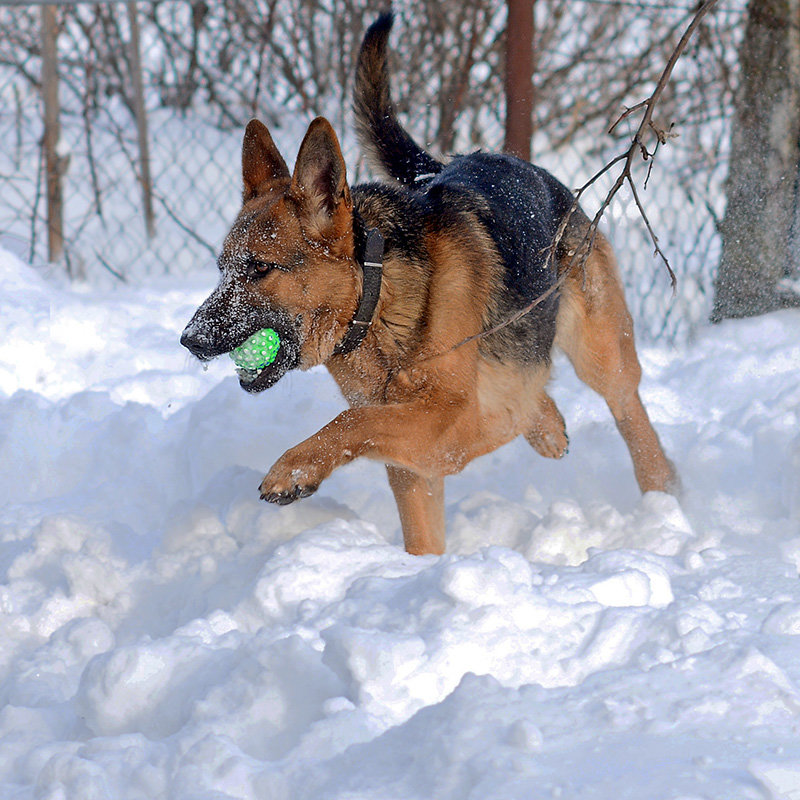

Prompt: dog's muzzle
[{"left": 181, "top": 285, "right": 301, "bottom": 392}]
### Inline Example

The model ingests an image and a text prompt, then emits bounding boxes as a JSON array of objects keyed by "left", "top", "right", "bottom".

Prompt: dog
[{"left": 181, "top": 12, "right": 677, "bottom": 555}]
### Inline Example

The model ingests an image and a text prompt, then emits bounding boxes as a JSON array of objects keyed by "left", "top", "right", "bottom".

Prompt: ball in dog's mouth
[
  {"left": 229, "top": 325, "right": 299, "bottom": 392},
  {"left": 229, "top": 327, "right": 280, "bottom": 375}
]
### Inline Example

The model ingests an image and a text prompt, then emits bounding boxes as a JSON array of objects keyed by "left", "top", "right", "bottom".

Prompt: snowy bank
[{"left": 1, "top": 245, "right": 800, "bottom": 799}]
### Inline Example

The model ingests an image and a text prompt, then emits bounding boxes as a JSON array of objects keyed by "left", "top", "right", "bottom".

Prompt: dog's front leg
[{"left": 258, "top": 401, "right": 471, "bottom": 506}]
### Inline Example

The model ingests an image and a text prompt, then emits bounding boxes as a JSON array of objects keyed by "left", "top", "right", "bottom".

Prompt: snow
[{"left": 1, "top": 243, "right": 800, "bottom": 799}]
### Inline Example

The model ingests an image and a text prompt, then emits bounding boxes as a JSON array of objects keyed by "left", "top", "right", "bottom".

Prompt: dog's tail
[{"left": 354, "top": 12, "right": 444, "bottom": 188}]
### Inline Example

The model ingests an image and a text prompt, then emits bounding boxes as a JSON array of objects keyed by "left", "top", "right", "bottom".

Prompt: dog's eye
[{"left": 247, "top": 257, "right": 281, "bottom": 277}]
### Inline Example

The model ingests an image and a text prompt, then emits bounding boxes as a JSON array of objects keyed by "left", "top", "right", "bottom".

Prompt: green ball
[{"left": 230, "top": 328, "right": 281, "bottom": 370}]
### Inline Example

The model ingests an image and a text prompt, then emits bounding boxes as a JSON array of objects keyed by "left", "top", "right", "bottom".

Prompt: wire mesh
[{"left": 0, "top": 0, "right": 743, "bottom": 341}]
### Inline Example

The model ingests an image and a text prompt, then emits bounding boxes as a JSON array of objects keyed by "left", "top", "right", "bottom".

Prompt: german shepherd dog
[{"left": 181, "top": 13, "right": 676, "bottom": 555}]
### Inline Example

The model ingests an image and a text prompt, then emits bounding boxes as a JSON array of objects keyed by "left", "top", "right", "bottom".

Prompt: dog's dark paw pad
[
  {"left": 264, "top": 492, "right": 294, "bottom": 505},
  {"left": 260, "top": 484, "right": 318, "bottom": 505}
]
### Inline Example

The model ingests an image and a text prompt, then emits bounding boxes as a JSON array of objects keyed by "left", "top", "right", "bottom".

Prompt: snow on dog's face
[{"left": 180, "top": 117, "right": 360, "bottom": 393}]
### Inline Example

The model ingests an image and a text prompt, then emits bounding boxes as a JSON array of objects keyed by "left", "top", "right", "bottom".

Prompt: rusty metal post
[{"left": 503, "top": 0, "right": 535, "bottom": 161}]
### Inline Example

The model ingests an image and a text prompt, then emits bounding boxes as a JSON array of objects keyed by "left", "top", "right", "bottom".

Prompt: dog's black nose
[{"left": 180, "top": 327, "right": 214, "bottom": 361}]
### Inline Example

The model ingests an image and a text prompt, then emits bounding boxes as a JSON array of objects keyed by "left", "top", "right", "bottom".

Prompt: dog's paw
[
  {"left": 525, "top": 426, "right": 569, "bottom": 460},
  {"left": 524, "top": 394, "right": 569, "bottom": 460},
  {"left": 260, "top": 482, "right": 319, "bottom": 505},
  {"left": 258, "top": 454, "right": 326, "bottom": 505}
]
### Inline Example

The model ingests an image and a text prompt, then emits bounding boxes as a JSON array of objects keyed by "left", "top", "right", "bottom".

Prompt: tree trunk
[
  {"left": 503, "top": 0, "right": 535, "bottom": 161},
  {"left": 127, "top": 2, "right": 156, "bottom": 240},
  {"left": 711, "top": 0, "right": 800, "bottom": 322},
  {"left": 41, "top": 4, "right": 64, "bottom": 264}
]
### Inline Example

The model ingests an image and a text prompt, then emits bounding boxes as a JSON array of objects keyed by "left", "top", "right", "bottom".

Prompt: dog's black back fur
[{"left": 354, "top": 12, "right": 580, "bottom": 365}]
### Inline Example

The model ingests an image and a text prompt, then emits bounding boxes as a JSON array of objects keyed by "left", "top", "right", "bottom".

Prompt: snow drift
[{"left": 1, "top": 244, "right": 800, "bottom": 799}]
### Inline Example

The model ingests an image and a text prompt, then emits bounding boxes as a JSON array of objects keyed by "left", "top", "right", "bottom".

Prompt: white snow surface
[{"left": 2, "top": 244, "right": 800, "bottom": 799}]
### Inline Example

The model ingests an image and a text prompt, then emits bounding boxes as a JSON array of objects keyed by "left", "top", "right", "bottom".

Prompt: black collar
[{"left": 334, "top": 227, "right": 385, "bottom": 356}]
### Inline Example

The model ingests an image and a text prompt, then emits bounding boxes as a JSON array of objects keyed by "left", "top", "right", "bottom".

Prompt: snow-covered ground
[{"left": 1, "top": 243, "right": 800, "bottom": 799}]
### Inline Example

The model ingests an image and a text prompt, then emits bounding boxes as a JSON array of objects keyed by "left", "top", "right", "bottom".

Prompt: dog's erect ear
[
  {"left": 291, "top": 117, "right": 352, "bottom": 228},
  {"left": 242, "top": 119, "right": 290, "bottom": 200}
]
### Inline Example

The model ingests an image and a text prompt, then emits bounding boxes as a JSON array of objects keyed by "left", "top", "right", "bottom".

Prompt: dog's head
[{"left": 180, "top": 117, "right": 360, "bottom": 392}]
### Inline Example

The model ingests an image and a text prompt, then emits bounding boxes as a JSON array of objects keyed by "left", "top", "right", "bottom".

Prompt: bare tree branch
[{"left": 434, "top": 0, "right": 720, "bottom": 360}]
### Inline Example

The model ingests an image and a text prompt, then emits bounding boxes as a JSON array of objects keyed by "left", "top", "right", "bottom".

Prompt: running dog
[{"left": 181, "top": 13, "right": 676, "bottom": 555}]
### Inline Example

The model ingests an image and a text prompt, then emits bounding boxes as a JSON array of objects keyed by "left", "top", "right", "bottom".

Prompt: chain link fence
[{"left": 0, "top": 0, "right": 743, "bottom": 340}]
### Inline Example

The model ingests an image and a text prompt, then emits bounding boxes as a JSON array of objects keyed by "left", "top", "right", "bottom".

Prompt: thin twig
[
  {"left": 94, "top": 248, "right": 128, "bottom": 282},
  {"left": 608, "top": 99, "right": 649, "bottom": 134},
  {"left": 628, "top": 168, "right": 676, "bottom": 286},
  {"left": 152, "top": 191, "right": 218, "bottom": 259}
]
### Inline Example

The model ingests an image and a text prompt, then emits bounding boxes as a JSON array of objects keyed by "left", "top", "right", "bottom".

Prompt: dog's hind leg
[
  {"left": 555, "top": 232, "right": 677, "bottom": 494},
  {"left": 386, "top": 466, "right": 446, "bottom": 555},
  {"left": 524, "top": 392, "right": 568, "bottom": 459}
]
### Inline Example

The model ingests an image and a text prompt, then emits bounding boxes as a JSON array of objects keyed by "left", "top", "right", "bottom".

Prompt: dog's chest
[{"left": 326, "top": 356, "right": 390, "bottom": 408}]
